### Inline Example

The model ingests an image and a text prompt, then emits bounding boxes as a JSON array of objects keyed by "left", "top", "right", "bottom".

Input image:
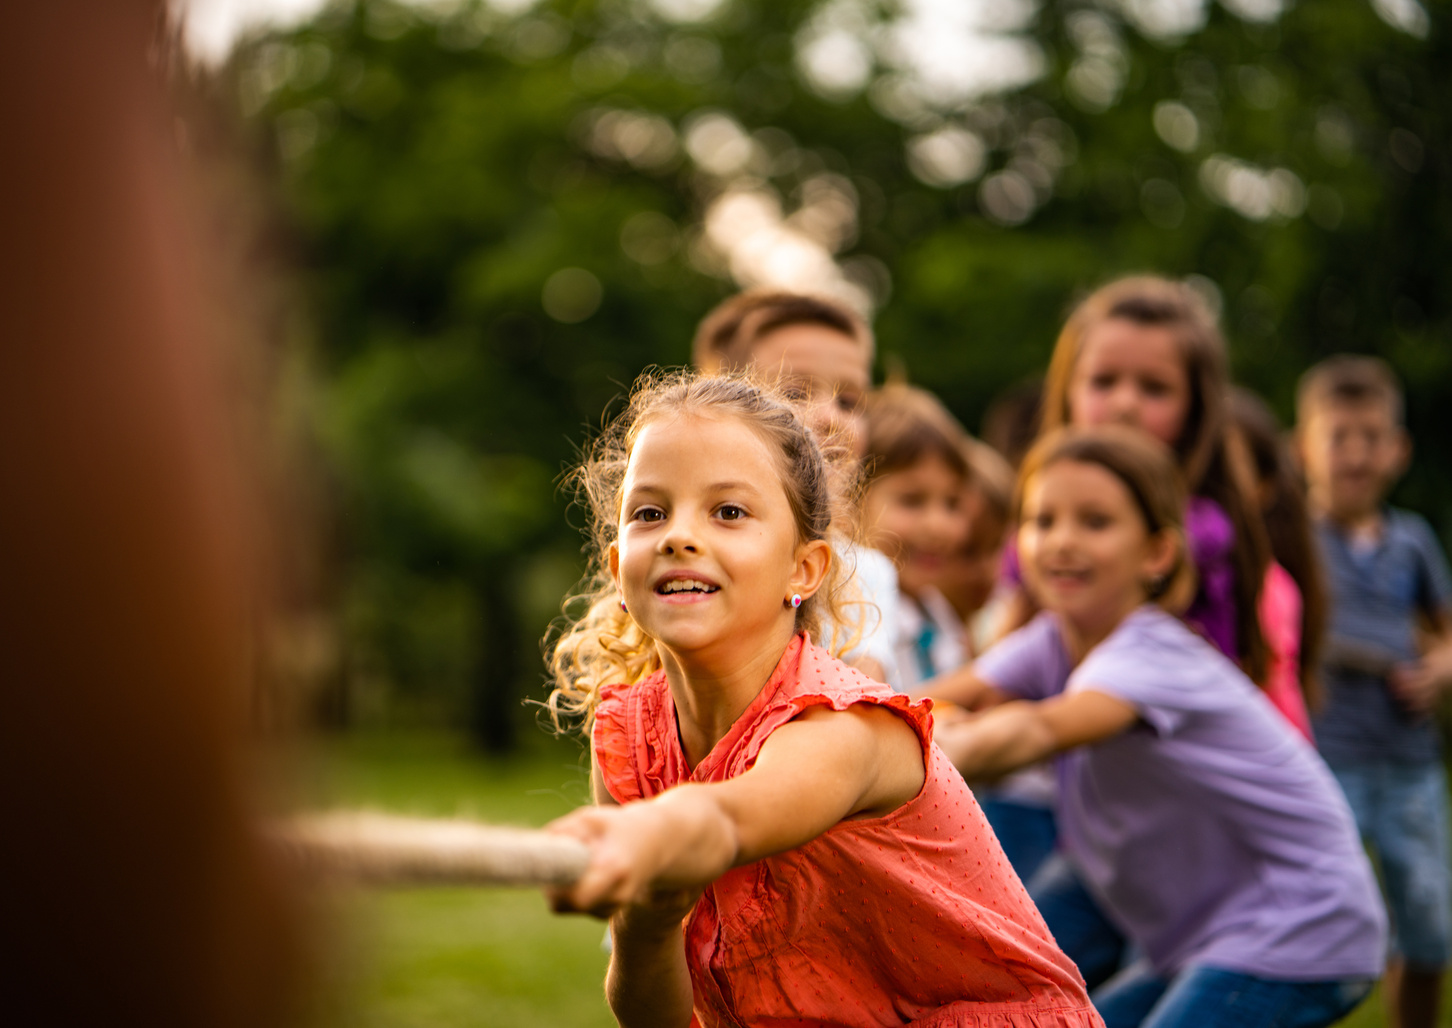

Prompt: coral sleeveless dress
[{"left": 594, "top": 634, "right": 1101, "bottom": 1028}]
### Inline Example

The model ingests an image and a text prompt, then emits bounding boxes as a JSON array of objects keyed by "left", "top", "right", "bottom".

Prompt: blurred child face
[
  {"left": 1068, "top": 319, "right": 1190, "bottom": 450},
  {"left": 1018, "top": 460, "right": 1174, "bottom": 644},
  {"left": 611, "top": 415, "right": 816, "bottom": 665},
  {"left": 863, "top": 455, "right": 969, "bottom": 598},
  {"left": 938, "top": 488, "right": 1007, "bottom": 622},
  {"left": 751, "top": 323, "right": 870, "bottom": 462},
  {"left": 1298, "top": 400, "right": 1408, "bottom": 524}
]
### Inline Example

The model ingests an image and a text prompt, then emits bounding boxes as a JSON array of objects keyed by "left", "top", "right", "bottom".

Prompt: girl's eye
[
  {"left": 1032, "top": 513, "right": 1053, "bottom": 529},
  {"left": 836, "top": 392, "right": 863, "bottom": 414},
  {"left": 1082, "top": 512, "right": 1111, "bottom": 530},
  {"left": 633, "top": 507, "right": 665, "bottom": 523},
  {"left": 1090, "top": 373, "right": 1116, "bottom": 390},
  {"left": 1141, "top": 379, "right": 1170, "bottom": 397},
  {"left": 717, "top": 505, "right": 746, "bottom": 521}
]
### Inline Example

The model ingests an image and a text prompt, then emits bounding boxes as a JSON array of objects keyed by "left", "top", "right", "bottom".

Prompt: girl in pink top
[{"left": 545, "top": 372, "right": 1100, "bottom": 1028}]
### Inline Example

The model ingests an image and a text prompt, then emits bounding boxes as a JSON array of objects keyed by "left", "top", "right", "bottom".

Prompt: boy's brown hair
[
  {"left": 1295, "top": 355, "right": 1404, "bottom": 426},
  {"left": 692, "top": 290, "right": 874, "bottom": 371},
  {"left": 862, "top": 383, "right": 972, "bottom": 485}
]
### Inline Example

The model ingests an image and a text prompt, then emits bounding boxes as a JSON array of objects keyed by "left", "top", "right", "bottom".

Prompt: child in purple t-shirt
[
  {"left": 928, "top": 278, "right": 1288, "bottom": 983},
  {"left": 932, "top": 427, "right": 1384, "bottom": 1028}
]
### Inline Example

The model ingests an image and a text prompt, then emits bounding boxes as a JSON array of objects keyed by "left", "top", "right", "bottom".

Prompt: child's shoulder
[
  {"left": 1185, "top": 495, "right": 1233, "bottom": 559},
  {"left": 1084, "top": 606, "right": 1223, "bottom": 673},
  {"left": 792, "top": 637, "right": 907, "bottom": 704},
  {"left": 1385, "top": 506, "right": 1445, "bottom": 550},
  {"left": 786, "top": 639, "right": 933, "bottom": 739}
]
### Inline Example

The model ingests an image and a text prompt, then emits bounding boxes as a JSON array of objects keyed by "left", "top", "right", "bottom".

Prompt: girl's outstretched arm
[
  {"left": 549, "top": 703, "right": 924, "bottom": 912},
  {"left": 909, "top": 664, "right": 1007, "bottom": 711},
  {"left": 550, "top": 704, "right": 923, "bottom": 1027},
  {"left": 935, "top": 690, "right": 1138, "bottom": 781}
]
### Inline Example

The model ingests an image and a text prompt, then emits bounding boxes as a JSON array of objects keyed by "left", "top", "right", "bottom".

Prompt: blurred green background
[
  {"left": 191, "top": 3, "right": 1451, "bottom": 1018},
  {"left": 201, "top": 0, "right": 1449, "bottom": 749}
]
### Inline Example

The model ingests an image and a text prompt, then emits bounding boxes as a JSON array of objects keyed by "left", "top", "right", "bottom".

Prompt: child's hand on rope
[
  {"left": 545, "top": 805, "right": 651, "bottom": 917},
  {"left": 544, "top": 803, "right": 707, "bottom": 922}
]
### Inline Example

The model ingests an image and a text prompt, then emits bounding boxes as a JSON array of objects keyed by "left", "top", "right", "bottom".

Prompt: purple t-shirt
[
  {"left": 974, "top": 606, "right": 1385, "bottom": 979},
  {"left": 1001, "top": 496, "right": 1238, "bottom": 659}
]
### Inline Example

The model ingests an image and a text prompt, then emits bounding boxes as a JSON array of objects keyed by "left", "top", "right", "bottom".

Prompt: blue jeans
[
  {"left": 1095, "top": 959, "right": 1374, "bottom": 1028},
  {"left": 1026, "top": 851, "right": 1128, "bottom": 990},
  {"left": 1330, "top": 760, "right": 1452, "bottom": 969},
  {"left": 978, "top": 798, "right": 1057, "bottom": 885}
]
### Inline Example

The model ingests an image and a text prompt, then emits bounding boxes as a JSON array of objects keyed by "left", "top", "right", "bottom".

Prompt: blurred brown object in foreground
[{"left": 0, "top": 3, "right": 304, "bottom": 1025}]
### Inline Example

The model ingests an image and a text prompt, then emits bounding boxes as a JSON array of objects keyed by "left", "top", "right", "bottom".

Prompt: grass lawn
[
  {"left": 294, "top": 729, "right": 1425, "bottom": 1028},
  {"left": 299, "top": 730, "right": 615, "bottom": 1028}
]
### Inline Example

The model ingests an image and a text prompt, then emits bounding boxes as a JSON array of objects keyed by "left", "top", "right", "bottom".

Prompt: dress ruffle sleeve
[{"left": 734, "top": 637, "right": 936, "bottom": 772}]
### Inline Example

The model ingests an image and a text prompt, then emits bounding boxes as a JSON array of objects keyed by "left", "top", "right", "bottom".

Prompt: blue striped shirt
[{"left": 1313, "top": 508, "right": 1452, "bottom": 764}]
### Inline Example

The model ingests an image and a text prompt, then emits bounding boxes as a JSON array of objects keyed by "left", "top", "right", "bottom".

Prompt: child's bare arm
[
  {"left": 548, "top": 703, "right": 923, "bottom": 914},
  {"left": 909, "top": 665, "right": 1008, "bottom": 711},
  {"left": 934, "top": 691, "right": 1138, "bottom": 781}
]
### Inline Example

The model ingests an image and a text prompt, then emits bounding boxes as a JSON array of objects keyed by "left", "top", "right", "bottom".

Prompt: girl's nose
[
  {"left": 933, "top": 504, "right": 968, "bottom": 545},
  {"left": 1043, "top": 520, "right": 1077, "bottom": 553},
  {"left": 1108, "top": 386, "right": 1140, "bottom": 422},
  {"left": 658, "top": 520, "right": 700, "bottom": 554}
]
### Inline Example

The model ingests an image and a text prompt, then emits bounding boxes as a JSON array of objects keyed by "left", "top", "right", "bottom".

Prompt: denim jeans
[
  {"left": 1095, "top": 959, "right": 1374, "bottom": 1028},
  {"left": 1026, "top": 850, "right": 1128, "bottom": 990},
  {"left": 1330, "top": 759, "right": 1452, "bottom": 969}
]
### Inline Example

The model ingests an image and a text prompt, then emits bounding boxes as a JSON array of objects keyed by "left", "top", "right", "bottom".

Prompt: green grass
[
  {"left": 299, "top": 730, "right": 614, "bottom": 1028},
  {"left": 294, "top": 730, "right": 1433, "bottom": 1028}
]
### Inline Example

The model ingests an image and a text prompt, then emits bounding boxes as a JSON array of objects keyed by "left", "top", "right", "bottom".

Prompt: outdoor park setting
[{"left": 3, "top": 0, "right": 1451, "bottom": 1025}]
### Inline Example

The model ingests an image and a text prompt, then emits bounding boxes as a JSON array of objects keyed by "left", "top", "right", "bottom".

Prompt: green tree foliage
[{"left": 227, "top": 0, "right": 1449, "bottom": 746}]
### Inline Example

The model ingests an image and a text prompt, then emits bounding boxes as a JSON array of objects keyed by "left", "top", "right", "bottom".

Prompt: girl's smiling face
[
  {"left": 863, "top": 455, "right": 969, "bottom": 599},
  {"left": 610, "top": 414, "right": 825, "bottom": 667},
  {"left": 1018, "top": 459, "right": 1176, "bottom": 648},
  {"left": 1068, "top": 319, "right": 1191, "bottom": 450}
]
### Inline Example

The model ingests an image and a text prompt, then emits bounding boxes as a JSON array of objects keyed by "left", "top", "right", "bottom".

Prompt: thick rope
[{"left": 276, "top": 812, "right": 591, "bottom": 887}]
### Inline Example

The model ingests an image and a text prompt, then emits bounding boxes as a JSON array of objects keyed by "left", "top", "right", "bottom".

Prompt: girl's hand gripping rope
[{"left": 544, "top": 790, "right": 730, "bottom": 919}]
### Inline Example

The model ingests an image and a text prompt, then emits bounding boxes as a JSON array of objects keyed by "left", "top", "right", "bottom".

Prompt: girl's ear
[
  {"left": 1143, "top": 528, "right": 1179, "bottom": 587},
  {"left": 608, "top": 542, "right": 621, "bottom": 595},
  {"left": 789, "top": 539, "right": 832, "bottom": 601}
]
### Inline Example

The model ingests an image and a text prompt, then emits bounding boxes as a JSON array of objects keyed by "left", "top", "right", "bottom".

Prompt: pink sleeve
[{"left": 1258, "top": 563, "right": 1313, "bottom": 743}]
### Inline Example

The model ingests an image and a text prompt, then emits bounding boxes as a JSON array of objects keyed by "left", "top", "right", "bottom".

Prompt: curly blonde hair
[{"left": 546, "top": 370, "right": 861, "bottom": 731}]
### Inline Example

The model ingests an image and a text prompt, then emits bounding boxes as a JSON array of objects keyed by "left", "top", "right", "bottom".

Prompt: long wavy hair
[
  {"left": 545, "top": 370, "right": 857, "bottom": 731},
  {"left": 1232, "top": 388, "right": 1326, "bottom": 709}
]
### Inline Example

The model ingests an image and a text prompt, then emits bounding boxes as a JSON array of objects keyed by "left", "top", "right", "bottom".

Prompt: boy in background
[
  {"left": 1297, "top": 355, "right": 1452, "bottom": 1028},
  {"left": 693, "top": 290, "right": 901, "bottom": 687}
]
